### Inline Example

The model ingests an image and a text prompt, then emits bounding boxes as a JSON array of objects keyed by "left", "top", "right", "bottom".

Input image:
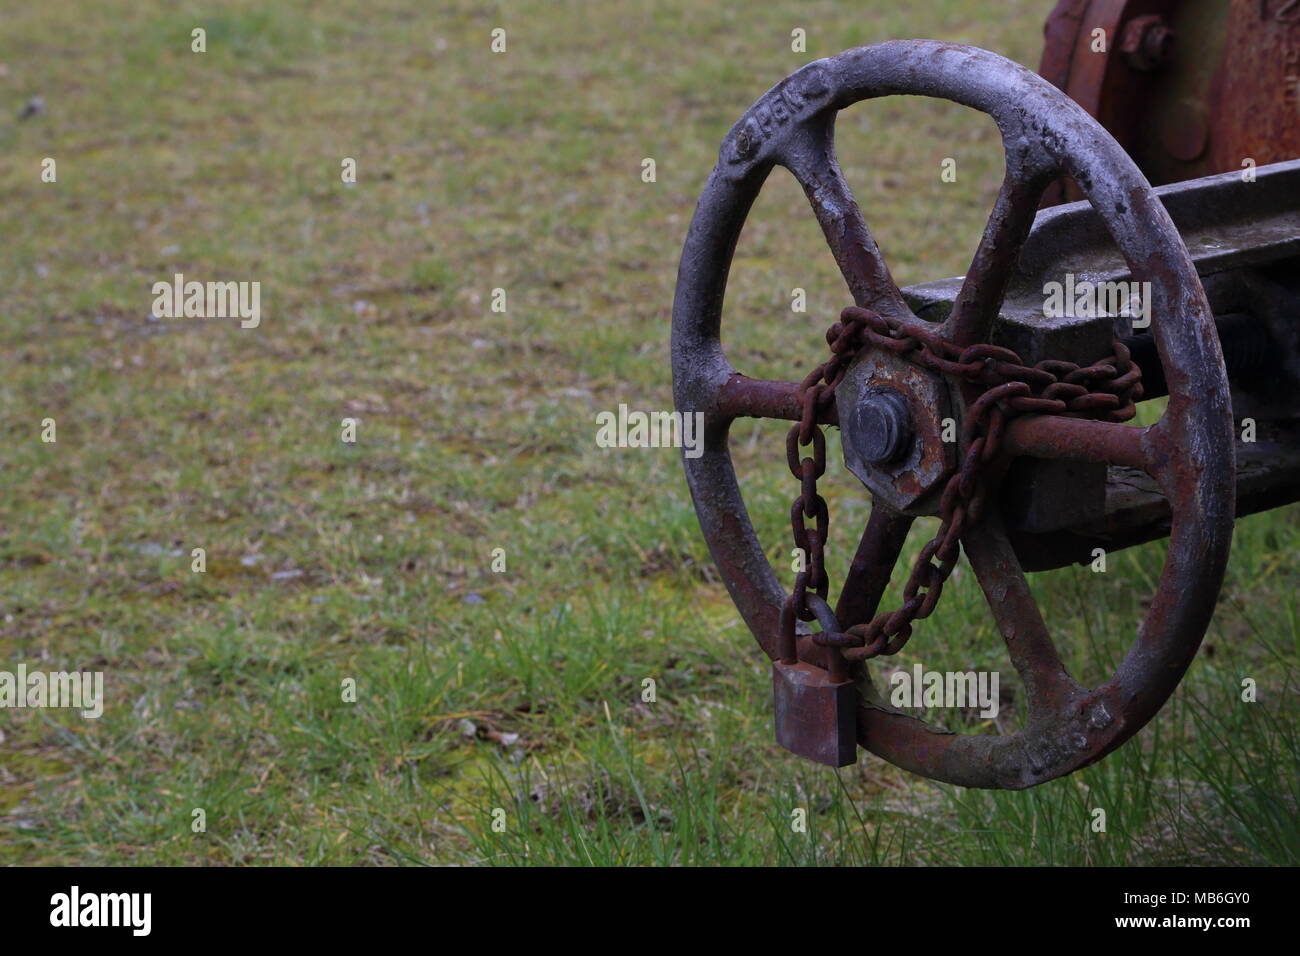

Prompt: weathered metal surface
[
  {"left": 904, "top": 159, "right": 1300, "bottom": 330},
  {"left": 773, "top": 596, "right": 857, "bottom": 766},
  {"left": 671, "top": 41, "right": 1236, "bottom": 788},
  {"left": 1038, "top": 0, "right": 1300, "bottom": 202},
  {"left": 1204, "top": 2, "right": 1300, "bottom": 182},
  {"left": 909, "top": 158, "right": 1300, "bottom": 556},
  {"left": 849, "top": 389, "right": 913, "bottom": 464},
  {"left": 1121, "top": 13, "right": 1176, "bottom": 72},
  {"left": 1007, "top": 421, "right": 1300, "bottom": 571},
  {"left": 838, "top": 349, "right": 954, "bottom": 513},
  {"left": 771, "top": 661, "right": 859, "bottom": 766},
  {"left": 717, "top": 372, "right": 835, "bottom": 425},
  {"left": 994, "top": 308, "right": 1115, "bottom": 534}
]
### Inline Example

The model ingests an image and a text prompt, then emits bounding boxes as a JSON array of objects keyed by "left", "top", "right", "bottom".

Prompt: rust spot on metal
[{"left": 1039, "top": 0, "right": 1300, "bottom": 203}]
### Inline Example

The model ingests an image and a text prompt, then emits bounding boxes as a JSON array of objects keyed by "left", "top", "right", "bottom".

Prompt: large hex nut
[{"left": 837, "top": 349, "right": 955, "bottom": 515}]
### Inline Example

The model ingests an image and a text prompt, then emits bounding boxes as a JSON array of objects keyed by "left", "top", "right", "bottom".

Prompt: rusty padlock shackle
[{"left": 780, "top": 593, "right": 850, "bottom": 684}]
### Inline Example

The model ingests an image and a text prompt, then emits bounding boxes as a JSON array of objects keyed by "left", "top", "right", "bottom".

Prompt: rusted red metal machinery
[
  {"left": 671, "top": 16, "right": 1300, "bottom": 788},
  {"left": 1040, "top": 0, "right": 1300, "bottom": 203}
]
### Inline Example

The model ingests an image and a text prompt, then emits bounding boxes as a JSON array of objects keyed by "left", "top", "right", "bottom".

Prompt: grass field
[{"left": 0, "top": 0, "right": 1295, "bottom": 865}]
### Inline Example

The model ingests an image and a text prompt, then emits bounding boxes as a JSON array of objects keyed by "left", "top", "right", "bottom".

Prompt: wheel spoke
[
  {"left": 963, "top": 512, "right": 1082, "bottom": 718},
  {"left": 1002, "top": 415, "right": 1154, "bottom": 474},
  {"left": 834, "top": 503, "right": 914, "bottom": 629},
  {"left": 781, "top": 119, "right": 911, "bottom": 322},
  {"left": 946, "top": 166, "right": 1055, "bottom": 348},
  {"left": 715, "top": 373, "right": 838, "bottom": 425}
]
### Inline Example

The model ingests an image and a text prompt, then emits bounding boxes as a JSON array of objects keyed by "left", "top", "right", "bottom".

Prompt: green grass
[{"left": 0, "top": 0, "right": 1295, "bottom": 865}]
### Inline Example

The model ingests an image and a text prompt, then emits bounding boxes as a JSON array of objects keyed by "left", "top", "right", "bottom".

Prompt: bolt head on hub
[{"left": 852, "top": 388, "right": 913, "bottom": 463}]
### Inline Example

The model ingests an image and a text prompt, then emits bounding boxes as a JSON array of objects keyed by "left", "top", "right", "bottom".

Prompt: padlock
[{"left": 772, "top": 594, "right": 857, "bottom": 767}]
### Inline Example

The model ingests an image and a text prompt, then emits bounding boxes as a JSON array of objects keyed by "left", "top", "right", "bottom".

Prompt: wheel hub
[{"left": 838, "top": 350, "right": 955, "bottom": 514}]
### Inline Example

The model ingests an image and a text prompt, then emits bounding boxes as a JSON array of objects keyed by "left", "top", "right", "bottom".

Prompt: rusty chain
[{"left": 782, "top": 304, "right": 1144, "bottom": 666}]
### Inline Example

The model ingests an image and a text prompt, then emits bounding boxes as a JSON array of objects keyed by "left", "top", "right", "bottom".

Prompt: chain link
[{"left": 782, "top": 304, "right": 1144, "bottom": 665}]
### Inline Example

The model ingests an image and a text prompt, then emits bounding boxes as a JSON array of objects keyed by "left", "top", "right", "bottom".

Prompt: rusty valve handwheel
[{"left": 671, "top": 42, "right": 1234, "bottom": 789}]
